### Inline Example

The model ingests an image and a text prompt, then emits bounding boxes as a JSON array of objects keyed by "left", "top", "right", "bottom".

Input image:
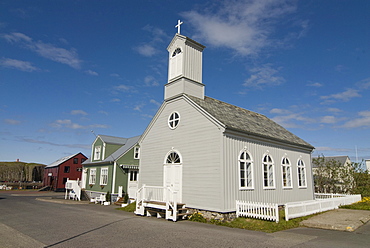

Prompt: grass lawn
[
  {"left": 189, "top": 210, "right": 315, "bottom": 233},
  {"left": 340, "top": 197, "right": 370, "bottom": 211},
  {"left": 116, "top": 202, "right": 136, "bottom": 212},
  {"left": 117, "top": 198, "right": 370, "bottom": 233}
]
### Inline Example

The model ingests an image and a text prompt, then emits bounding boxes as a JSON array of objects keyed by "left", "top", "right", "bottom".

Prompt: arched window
[
  {"left": 282, "top": 157, "right": 292, "bottom": 188},
  {"left": 263, "top": 154, "right": 275, "bottom": 188},
  {"left": 166, "top": 151, "right": 181, "bottom": 164},
  {"left": 239, "top": 150, "right": 253, "bottom": 189},
  {"left": 297, "top": 159, "right": 306, "bottom": 187},
  {"left": 172, "top": 48, "right": 182, "bottom": 57}
]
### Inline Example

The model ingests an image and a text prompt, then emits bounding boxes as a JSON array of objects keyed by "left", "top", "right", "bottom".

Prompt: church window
[
  {"left": 297, "top": 159, "right": 307, "bottom": 188},
  {"left": 239, "top": 150, "right": 253, "bottom": 189},
  {"left": 263, "top": 154, "right": 275, "bottom": 189},
  {"left": 282, "top": 157, "right": 292, "bottom": 188},
  {"left": 166, "top": 151, "right": 181, "bottom": 164},
  {"left": 172, "top": 48, "right": 182, "bottom": 57},
  {"left": 168, "top": 112, "right": 180, "bottom": 129}
]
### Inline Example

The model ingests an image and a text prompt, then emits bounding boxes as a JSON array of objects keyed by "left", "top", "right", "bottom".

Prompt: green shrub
[{"left": 188, "top": 212, "right": 207, "bottom": 223}]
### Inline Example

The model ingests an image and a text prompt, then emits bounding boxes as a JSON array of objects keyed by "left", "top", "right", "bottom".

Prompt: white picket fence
[
  {"left": 236, "top": 200, "right": 279, "bottom": 223},
  {"left": 284, "top": 193, "right": 362, "bottom": 221}
]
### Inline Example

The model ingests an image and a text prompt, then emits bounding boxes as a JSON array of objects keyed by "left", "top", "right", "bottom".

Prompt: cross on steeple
[{"left": 175, "top": 20, "right": 183, "bottom": 34}]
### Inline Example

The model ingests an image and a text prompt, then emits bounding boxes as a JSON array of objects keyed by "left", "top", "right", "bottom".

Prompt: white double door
[{"left": 163, "top": 164, "right": 182, "bottom": 203}]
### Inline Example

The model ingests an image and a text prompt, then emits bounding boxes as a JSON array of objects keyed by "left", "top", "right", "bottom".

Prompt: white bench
[{"left": 90, "top": 194, "right": 106, "bottom": 204}]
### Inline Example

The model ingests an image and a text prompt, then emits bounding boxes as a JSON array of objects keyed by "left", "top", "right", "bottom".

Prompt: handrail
[{"left": 136, "top": 185, "right": 179, "bottom": 221}]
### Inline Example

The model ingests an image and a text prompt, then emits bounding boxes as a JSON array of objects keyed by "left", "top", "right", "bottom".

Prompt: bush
[{"left": 188, "top": 212, "right": 207, "bottom": 223}]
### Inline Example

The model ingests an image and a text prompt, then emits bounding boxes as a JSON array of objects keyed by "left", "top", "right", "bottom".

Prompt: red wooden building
[{"left": 43, "top": 152, "right": 87, "bottom": 191}]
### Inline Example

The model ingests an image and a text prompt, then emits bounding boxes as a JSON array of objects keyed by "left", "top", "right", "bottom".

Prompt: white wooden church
[{"left": 136, "top": 24, "right": 315, "bottom": 221}]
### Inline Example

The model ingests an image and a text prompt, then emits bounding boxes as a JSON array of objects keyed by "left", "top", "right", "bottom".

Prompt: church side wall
[
  {"left": 221, "top": 134, "right": 314, "bottom": 211},
  {"left": 139, "top": 97, "right": 223, "bottom": 211}
]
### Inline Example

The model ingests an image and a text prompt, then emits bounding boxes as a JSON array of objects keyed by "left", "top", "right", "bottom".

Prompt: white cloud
[
  {"left": 341, "top": 110, "right": 370, "bottom": 128},
  {"left": 50, "top": 119, "right": 108, "bottom": 129},
  {"left": 270, "top": 107, "right": 315, "bottom": 128},
  {"left": 113, "top": 84, "right": 133, "bottom": 92},
  {"left": 134, "top": 25, "right": 168, "bottom": 57},
  {"left": 70, "top": 110, "right": 88, "bottom": 116},
  {"left": 321, "top": 89, "right": 361, "bottom": 103},
  {"left": 144, "top": 75, "right": 160, "bottom": 87},
  {"left": 110, "top": 73, "right": 121, "bottom": 78},
  {"left": 244, "top": 64, "right": 285, "bottom": 88},
  {"left": 182, "top": 0, "right": 298, "bottom": 56},
  {"left": 4, "top": 119, "right": 21, "bottom": 125},
  {"left": 85, "top": 70, "right": 98, "bottom": 76},
  {"left": 0, "top": 58, "right": 39, "bottom": 72},
  {"left": 269, "top": 108, "right": 290, "bottom": 114},
  {"left": 358, "top": 77, "right": 370, "bottom": 89},
  {"left": 98, "top": 110, "right": 109, "bottom": 115},
  {"left": 134, "top": 44, "right": 157, "bottom": 57},
  {"left": 150, "top": 99, "right": 161, "bottom": 107},
  {"left": 307, "top": 82, "right": 323, "bottom": 87},
  {"left": 326, "top": 108, "right": 342, "bottom": 113},
  {"left": 2, "top": 32, "right": 81, "bottom": 69},
  {"left": 111, "top": 98, "right": 121, "bottom": 102},
  {"left": 320, "top": 116, "right": 338, "bottom": 124},
  {"left": 134, "top": 104, "right": 145, "bottom": 112}
]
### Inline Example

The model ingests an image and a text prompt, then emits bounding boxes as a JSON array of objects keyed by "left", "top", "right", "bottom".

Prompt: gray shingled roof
[
  {"left": 187, "top": 95, "right": 313, "bottom": 149},
  {"left": 312, "top": 156, "right": 350, "bottom": 168},
  {"left": 98, "top": 135, "right": 127, "bottom": 145},
  {"left": 83, "top": 135, "right": 141, "bottom": 164}
]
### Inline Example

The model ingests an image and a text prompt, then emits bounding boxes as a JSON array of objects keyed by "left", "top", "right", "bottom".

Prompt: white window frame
[
  {"left": 165, "top": 150, "right": 182, "bottom": 164},
  {"left": 168, "top": 112, "right": 180, "bottom": 129},
  {"left": 100, "top": 167, "right": 108, "bottom": 186},
  {"left": 238, "top": 149, "right": 254, "bottom": 190},
  {"left": 94, "top": 146, "right": 101, "bottom": 160},
  {"left": 297, "top": 158, "right": 307, "bottom": 188},
  {"left": 281, "top": 156, "right": 292, "bottom": 189},
  {"left": 89, "top": 168, "right": 96, "bottom": 185},
  {"left": 262, "top": 153, "right": 275, "bottom": 189},
  {"left": 134, "top": 147, "right": 140, "bottom": 159}
]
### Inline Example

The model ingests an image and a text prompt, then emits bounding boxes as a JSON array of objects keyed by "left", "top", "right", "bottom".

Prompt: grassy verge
[
  {"left": 340, "top": 197, "right": 370, "bottom": 211},
  {"left": 189, "top": 210, "right": 315, "bottom": 233},
  {"left": 116, "top": 202, "right": 136, "bottom": 212}
]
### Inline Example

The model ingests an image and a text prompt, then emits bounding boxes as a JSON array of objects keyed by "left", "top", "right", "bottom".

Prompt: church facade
[{"left": 137, "top": 33, "right": 315, "bottom": 215}]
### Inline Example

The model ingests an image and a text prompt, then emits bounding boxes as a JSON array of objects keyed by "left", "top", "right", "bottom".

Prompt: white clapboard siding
[
  {"left": 221, "top": 134, "right": 314, "bottom": 211},
  {"left": 139, "top": 96, "right": 224, "bottom": 211}
]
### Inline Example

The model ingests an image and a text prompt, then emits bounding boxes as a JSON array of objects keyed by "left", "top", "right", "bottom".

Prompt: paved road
[{"left": 0, "top": 191, "right": 369, "bottom": 248}]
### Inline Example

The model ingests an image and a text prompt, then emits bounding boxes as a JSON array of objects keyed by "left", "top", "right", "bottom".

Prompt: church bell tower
[{"left": 164, "top": 21, "right": 206, "bottom": 100}]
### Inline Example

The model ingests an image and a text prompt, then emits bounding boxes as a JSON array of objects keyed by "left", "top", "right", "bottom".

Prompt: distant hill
[{"left": 0, "top": 161, "right": 46, "bottom": 182}]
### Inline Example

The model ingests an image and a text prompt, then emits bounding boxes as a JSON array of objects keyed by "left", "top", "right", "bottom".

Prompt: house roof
[
  {"left": 98, "top": 135, "right": 127, "bottom": 145},
  {"left": 186, "top": 95, "right": 314, "bottom": 149},
  {"left": 312, "top": 156, "right": 350, "bottom": 168},
  {"left": 83, "top": 135, "right": 141, "bottom": 165},
  {"left": 46, "top": 153, "right": 82, "bottom": 168}
]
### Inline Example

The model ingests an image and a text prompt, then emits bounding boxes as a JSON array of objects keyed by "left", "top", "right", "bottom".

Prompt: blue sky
[{"left": 1, "top": 0, "right": 369, "bottom": 165}]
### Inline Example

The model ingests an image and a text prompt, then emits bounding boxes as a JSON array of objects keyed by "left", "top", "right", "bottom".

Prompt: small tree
[
  {"left": 106, "top": 191, "right": 111, "bottom": 202},
  {"left": 313, "top": 155, "right": 354, "bottom": 194},
  {"left": 123, "top": 193, "right": 129, "bottom": 204}
]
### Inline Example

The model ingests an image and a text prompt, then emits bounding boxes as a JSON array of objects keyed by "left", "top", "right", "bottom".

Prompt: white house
[{"left": 136, "top": 31, "right": 315, "bottom": 220}]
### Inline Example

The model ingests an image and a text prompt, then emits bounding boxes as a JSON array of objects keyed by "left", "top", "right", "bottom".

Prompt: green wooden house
[{"left": 82, "top": 134, "right": 140, "bottom": 202}]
